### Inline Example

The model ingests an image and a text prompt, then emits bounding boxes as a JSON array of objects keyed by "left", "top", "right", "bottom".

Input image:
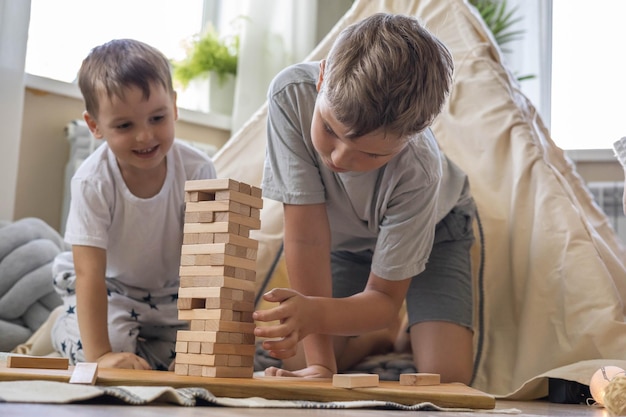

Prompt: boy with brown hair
[
  {"left": 255, "top": 13, "right": 476, "bottom": 384},
  {"left": 51, "top": 39, "right": 216, "bottom": 370}
]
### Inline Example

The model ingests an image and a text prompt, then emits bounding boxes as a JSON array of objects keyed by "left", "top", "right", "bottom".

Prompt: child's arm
[
  {"left": 254, "top": 203, "right": 411, "bottom": 377},
  {"left": 73, "top": 245, "right": 150, "bottom": 369},
  {"left": 255, "top": 203, "right": 336, "bottom": 377}
]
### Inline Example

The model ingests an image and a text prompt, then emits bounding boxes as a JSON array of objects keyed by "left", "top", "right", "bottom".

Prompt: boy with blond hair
[
  {"left": 255, "top": 13, "right": 476, "bottom": 384},
  {"left": 51, "top": 39, "right": 216, "bottom": 370}
]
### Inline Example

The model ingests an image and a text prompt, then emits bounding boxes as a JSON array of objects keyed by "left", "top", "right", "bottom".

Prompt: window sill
[
  {"left": 565, "top": 149, "right": 617, "bottom": 163},
  {"left": 24, "top": 74, "right": 232, "bottom": 131}
]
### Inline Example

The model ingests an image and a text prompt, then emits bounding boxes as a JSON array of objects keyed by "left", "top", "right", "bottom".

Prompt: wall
[
  {"left": 14, "top": 89, "right": 231, "bottom": 232},
  {"left": 0, "top": 0, "right": 30, "bottom": 221}
]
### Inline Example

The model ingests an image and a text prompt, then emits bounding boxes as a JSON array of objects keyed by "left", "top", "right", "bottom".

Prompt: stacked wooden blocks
[{"left": 175, "top": 178, "right": 263, "bottom": 378}]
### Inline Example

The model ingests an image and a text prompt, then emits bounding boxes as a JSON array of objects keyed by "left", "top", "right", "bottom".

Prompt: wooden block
[
  {"left": 180, "top": 253, "right": 257, "bottom": 271},
  {"left": 212, "top": 233, "right": 259, "bottom": 249},
  {"left": 238, "top": 182, "right": 251, "bottom": 195},
  {"left": 227, "top": 332, "right": 256, "bottom": 344},
  {"left": 178, "top": 308, "right": 234, "bottom": 321},
  {"left": 177, "top": 286, "right": 236, "bottom": 300},
  {"left": 215, "top": 190, "right": 263, "bottom": 209},
  {"left": 184, "top": 200, "right": 241, "bottom": 213},
  {"left": 69, "top": 362, "right": 98, "bottom": 385},
  {"left": 185, "top": 178, "right": 240, "bottom": 192},
  {"left": 200, "top": 342, "right": 256, "bottom": 356},
  {"left": 204, "top": 298, "right": 255, "bottom": 312},
  {"left": 179, "top": 276, "right": 255, "bottom": 292},
  {"left": 175, "top": 341, "right": 188, "bottom": 353},
  {"left": 227, "top": 355, "right": 254, "bottom": 367},
  {"left": 203, "top": 319, "right": 256, "bottom": 333},
  {"left": 184, "top": 222, "right": 239, "bottom": 235},
  {"left": 176, "top": 330, "right": 232, "bottom": 343},
  {"left": 187, "top": 342, "right": 201, "bottom": 354},
  {"left": 174, "top": 363, "right": 189, "bottom": 376},
  {"left": 175, "top": 353, "right": 229, "bottom": 367},
  {"left": 332, "top": 373, "right": 379, "bottom": 388},
  {"left": 250, "top": 207, "right": 261, "bottom": 219},
  {"left": 238, "top": 225, "right": 251, "bottom": 237},
  {"left": 399, "top": 373, "right": 441, "bottom": 386},
  {"left": 179, "top": 265, "right": 238, "bottom": 277},
  {"left": 181, "top": 242, "right": 255, "bottom": 256},
  {"left": 7, "top": 356, "right": 69, "bottom": 370},
  {"left": 214, "top": 211, "right": 261, "bottom": 230},
  {"left": 184, "top": 211, "right": 215, "bottom": 223},
  {"left": 177, "top": 297, "right": 206, "bottom": 310},
  {"left": 201, "top": 365, "right": 254, "bottom": 378}
]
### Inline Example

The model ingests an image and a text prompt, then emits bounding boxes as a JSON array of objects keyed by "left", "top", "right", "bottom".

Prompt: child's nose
[
  {"left": 331, "top": 144, "right": 351, "bottom": 169},
  {"left": 136, "top": 127, "right": 152, "bottom": 142}
]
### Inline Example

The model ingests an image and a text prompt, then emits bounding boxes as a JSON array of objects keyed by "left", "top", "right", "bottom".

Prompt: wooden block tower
[{"left": 175, "top": 178, "right": 263, "bottom": 378}]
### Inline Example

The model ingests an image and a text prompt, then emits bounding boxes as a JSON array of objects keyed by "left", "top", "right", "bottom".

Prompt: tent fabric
[{"left": 213, "top": 0, "right": 626, "bottom": 398}]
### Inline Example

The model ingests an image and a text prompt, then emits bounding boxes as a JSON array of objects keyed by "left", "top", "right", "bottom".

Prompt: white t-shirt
[
  {"left": 60, "top": 139, "right": 216, "bottom": 295},
  {"left": 262, "top": 62, "right": 471, "bottom": 280}
]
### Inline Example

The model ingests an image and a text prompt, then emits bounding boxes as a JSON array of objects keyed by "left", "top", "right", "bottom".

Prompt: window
[
  {"left": 25, "top": 0, "right": 240, "bottom": 114},
  {"left": 551, "top": 0, "right": 626, "bottom": 150}
]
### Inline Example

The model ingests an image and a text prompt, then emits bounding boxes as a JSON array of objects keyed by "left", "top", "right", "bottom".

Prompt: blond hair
[
  {"left": 322, "top": 13, "right": 453, "bottom": 138},
  {"left": 78, "top": 39, "right": 174, "bottom": 118}
]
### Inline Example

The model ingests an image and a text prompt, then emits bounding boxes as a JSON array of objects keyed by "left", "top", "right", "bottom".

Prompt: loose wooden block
[
  {"left": 7, "top": 356, "right": 69, "bottom": 370},
  {"left": 332, "top": 373, "right": 379, "bottom": 388},
  {"left": 399, "top": 373, "right": 441, "bottom": 386},
  {"left": 69, "top": 362, "right": 98, "bottom": 385}
]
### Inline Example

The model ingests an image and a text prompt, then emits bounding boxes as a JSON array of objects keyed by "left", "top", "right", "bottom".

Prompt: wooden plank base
[{"left": 0, "top": 364, "right": 495, "bottom": 409}]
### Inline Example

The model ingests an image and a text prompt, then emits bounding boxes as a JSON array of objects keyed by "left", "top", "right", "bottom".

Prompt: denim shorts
[{"left": 331, "top": 200, "right": 475, "bottom": 330}]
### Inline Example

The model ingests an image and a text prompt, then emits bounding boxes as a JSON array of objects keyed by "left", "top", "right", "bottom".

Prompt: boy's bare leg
[{"left": 410, "top": 321, "right": 474, "bottom": 384}]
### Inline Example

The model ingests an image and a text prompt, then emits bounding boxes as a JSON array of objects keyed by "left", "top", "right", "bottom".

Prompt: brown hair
[
  {"left": 322, "top": 13, "right": 453, "bottom": 138},
  {"left": 78, "top": 39, "right": 174, "bottom": 118}
]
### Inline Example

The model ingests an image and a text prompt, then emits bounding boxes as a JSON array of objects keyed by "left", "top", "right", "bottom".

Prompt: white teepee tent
[{"left": 213, "top": 0, "right": 626, "bottom": 398}]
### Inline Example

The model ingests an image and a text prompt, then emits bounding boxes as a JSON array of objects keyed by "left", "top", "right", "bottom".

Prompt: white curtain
[
  {"left": 0, "top": 0, "right": 31, "bottom": 221},
  {"left": 230, "top": 0, "right": 319, "bottom": 133}
]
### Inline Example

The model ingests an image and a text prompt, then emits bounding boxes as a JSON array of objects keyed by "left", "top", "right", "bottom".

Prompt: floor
[{"left": 0, "top": 400, "right": 607, "bottom": 417}]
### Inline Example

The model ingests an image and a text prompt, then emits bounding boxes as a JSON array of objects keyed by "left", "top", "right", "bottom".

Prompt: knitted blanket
[{"left": 0, "top": 218, "right": 68, "bottom": 352}]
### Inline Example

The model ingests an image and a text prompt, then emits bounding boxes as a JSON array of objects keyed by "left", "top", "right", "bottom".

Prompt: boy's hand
[
  {"left": 264, "top": 364, "right": 334, "bottom": 379},
  {"left": 253, "top": 288, "right": 315, "bottom": 359},
  {"left": 96, "top": 351, "right": 151, "bottom": 370}
]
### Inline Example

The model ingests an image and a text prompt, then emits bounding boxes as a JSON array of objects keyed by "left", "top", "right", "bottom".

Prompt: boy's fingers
[{"left": 262, "top": 287, "right": 297, "bottom": 302}]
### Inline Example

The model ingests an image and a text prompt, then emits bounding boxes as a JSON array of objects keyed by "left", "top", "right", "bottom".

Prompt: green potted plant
[
  {"left": 172, "top": 26, "right": 239, "bottom": 115},
  {"left": 469, "top": 0, "right": 535, "bottom": 81}
]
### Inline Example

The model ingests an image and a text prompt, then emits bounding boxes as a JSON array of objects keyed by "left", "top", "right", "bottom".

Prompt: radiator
[{"left": 587, "top": 181, "right": 626, "bottom": 243}]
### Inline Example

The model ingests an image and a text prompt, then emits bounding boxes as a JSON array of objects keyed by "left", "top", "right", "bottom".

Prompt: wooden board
[{"left": 0, "top": 364, "right": 494, "bottom": 409}]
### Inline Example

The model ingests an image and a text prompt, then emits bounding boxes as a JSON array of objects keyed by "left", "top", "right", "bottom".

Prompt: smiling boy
[
  {"left": 255, "top": 13, "right": 476, "bottom": 384},
  {"left": 51, "top": 39, "right": 216, "bottom": 370}
]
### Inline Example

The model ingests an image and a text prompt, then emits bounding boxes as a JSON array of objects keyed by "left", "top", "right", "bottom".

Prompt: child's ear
[
  {"left": 316, "top": 59, "right": 326, "bottom": 92},
  {"left": 83, "top": 111, "right": 104, "bottom": 139}
]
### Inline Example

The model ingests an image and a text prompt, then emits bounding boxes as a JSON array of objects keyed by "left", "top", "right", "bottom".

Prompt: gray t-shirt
[{"left": 262, "top": 62, "right": 470, "bottom": 280}]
